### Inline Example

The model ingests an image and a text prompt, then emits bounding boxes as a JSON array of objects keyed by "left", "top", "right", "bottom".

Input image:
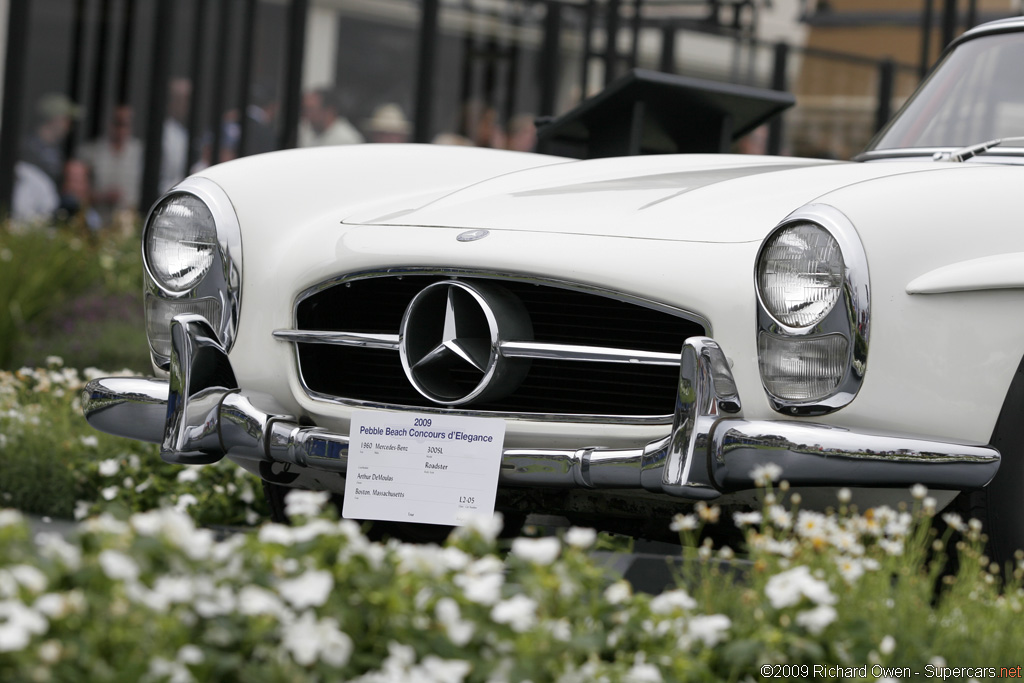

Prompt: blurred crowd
[{"left": 11, "top": 81, "right": 539, "bottom": 231}]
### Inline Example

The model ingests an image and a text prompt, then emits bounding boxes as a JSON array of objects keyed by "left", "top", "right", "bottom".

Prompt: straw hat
[
  {"left": 37, "top": 93, "right": 82, "bottom": 120},
  {"left": 365, "top": 103, "right": 411, "bottom": 135}
]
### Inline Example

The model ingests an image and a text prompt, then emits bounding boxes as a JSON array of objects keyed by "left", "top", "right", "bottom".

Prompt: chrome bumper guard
[{"left": 82, "top": 315, "right": 1000, "bottom": 500}]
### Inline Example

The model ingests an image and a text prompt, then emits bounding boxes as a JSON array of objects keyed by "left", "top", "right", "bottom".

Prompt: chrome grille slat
[{"left": 286, "top": 272, "right": 708, "bottom": 422}]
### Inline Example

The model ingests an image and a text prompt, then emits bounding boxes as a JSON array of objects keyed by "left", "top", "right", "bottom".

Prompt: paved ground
[{"left": 24, "top": 514, "right": 79, "bottom": 539}]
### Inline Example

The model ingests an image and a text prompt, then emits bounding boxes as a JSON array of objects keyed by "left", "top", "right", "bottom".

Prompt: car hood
[{"left": 347, "top": 153, "right": 947, "bottom": 243}]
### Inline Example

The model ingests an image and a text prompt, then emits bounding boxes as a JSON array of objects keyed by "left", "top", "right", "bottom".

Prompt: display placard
[{"left": 342, "top": 409, "right": 506, "bottom": 526}]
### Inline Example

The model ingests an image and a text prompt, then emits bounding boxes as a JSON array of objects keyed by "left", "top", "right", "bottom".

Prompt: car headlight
[
  {"left": 145, "top": 194, "right": 218, "bottom": 293},
  {"left": 142, "top": 178, "right": 242, "bottom": 370},
  {"left": 756, "top": 222, "right": 844, "bottom": 328},
  {"left": 754, "top": 205, "right": 869, "bottom": 415}
]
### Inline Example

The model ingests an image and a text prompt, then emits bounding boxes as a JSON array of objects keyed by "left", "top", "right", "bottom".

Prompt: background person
[
  {"left": 21, "top": 92, "right": 80, "bottom": 186},
  {"left": 79, "top": 104, "right": 144, "bottom": 221},
  {"left": 299, "top": 87, "right": 363, "bottom": 147},
  {"left": 363, "top": 103, "right": 411, "bottom": 144}
]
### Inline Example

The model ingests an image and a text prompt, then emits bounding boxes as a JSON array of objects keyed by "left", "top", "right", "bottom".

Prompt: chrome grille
[{"left": 284, "top": 273, "right": 707, "bottom": 421}]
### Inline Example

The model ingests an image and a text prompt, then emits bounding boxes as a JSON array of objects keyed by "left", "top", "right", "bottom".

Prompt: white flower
[
  {"left": 880, "top": 635, "right": 896, "bottom": 656},
  {"left": 511, "top": 536, "right": 561, "bottom": 565},
  {"left": 670, "top": 514, "right": 698, "bottom": 532},
  {"left": 942, "top": 512, "right": 968, "bottom": 533},
  {"left": 604, "top": 580, "right": 632, "bottom": 605},
  {"left": 733, "top": 511, "right": 762, "bottom": 527},
  {"left": 453, "top": 512, "right": 504, "bottom": 542},
  {"left": 835, "top": 556, "right": 865, "bottom": 584},
  {"left": 147, "top": 656, "right": 193, "bottom": 683},
  {"left": 625, "top": 662, "right": 663, "bottom": 683},
  {"left": 910, "top": 483, "right": 928, "bottom": 500},
  {"left": 830, "top": 530, "right": 864, "bottom": 556},
  {"left": 177, "top": 644, "right": 204, "bottom": 665},
  {"left": 237, "top": 585, "right": 286, "bottom": 616},
  {"left": 101, "top": 486, "right": 119, "bottom": 501},
  {"left": 454, "top": 556, "right": 505, "bottom": 605},
  {"left": 0, "top": 510, "right": 23, "bottom": 528},
  {"left": 8, "top": 565, "right": 47, "bottom": 594},
  {"left": 878, "top": 538, "right": 904, "bottom": 556},
  {"left": 695, "top": 502, "right": 721, "bottom": 523},
  {"left": 837, "top": 487, "right": 852, "bottom": 504},
  {"left": 795, "top": 510, "right": 829, "bottom": 541},
  {"left": 751, "top": 463, "right": 783, "bottom": 486},
  {"left": 173, "top": 493, "right": 198, "bottom": 512},
  {"left": 491, "top": 595, "right": 538, "bottom": 632},
  {"left": 436, "top": 597, "right": 475, "bottom": 646},
  {"left": 45, "top": 356, "right": 64, "bottom": 368},
  {"left": 679, "top": 614, "right": 731, "bottom": 649},
  {"left": 98, "top": 549, "right": 140, "bottom": 582},
  {"left": 284, "top": 489, "right": 331, "bottom": 518},
  {"left": 258, "top": 523, "right": 296, "bottom": 546},
  {"left": 278, "top": 569, "right": 334, "bottom": 609},
  {"left": 38, "top": 639, "right": 62, "bottom": 663},
  {"left": 767, "top": 505, "right": 792, "bottom": 529},
  {"left": 419, "top": 656, "right": 473, "bottom": 682},
  {"left": 281, "top": 611, "right": 353, "bottom": 667},
  {"left": 795, "top": 604, "right": 837, "bottom": 635},
  {"left": 97, "top": 459, "right": 120, "bottom": 477},
  {"left": 547, "top": 618, "right": 572, "bottom": 642},
  {"left": 79, "top": 435, "right": 99, "bottom": 449},
  {"left": 0, "top": 600, "right": 48, "bottom": 652},
  {"left": 764, "top": 566, "right": 836, "bottom": 609},
  {"left": 564, "top": 526, "right": 597, "bottom": 549},
  {"left": 649, "top": 588, "right": 697, "bottom": 614},
  {"left": 750, "top": 535, "right": 798, "bottom": 558},
  {"left": 176, "top": 468, "right": 200, "bottom": 483}
]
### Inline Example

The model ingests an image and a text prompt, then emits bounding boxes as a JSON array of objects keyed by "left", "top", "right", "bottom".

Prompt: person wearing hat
[
  {"left": 364, "top": 103, "right": 411, "bottom": 144},
  {"left": 21, "top": 92, "right": 81, "bottom": 185}
]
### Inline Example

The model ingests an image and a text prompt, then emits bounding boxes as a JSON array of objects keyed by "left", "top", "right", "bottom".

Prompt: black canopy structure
[{"left": 536, "top": 68, "right": 796, "bottom": 158}]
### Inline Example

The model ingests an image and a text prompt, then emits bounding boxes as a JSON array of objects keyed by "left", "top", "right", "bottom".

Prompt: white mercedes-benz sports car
[{"left": 85, "top": 17, "right": 1024, "bottom": 560}]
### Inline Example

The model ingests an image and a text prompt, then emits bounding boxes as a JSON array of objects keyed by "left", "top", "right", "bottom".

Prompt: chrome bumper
[{"left": 82, "top": 315, "right": 1000, "bottom": 500}]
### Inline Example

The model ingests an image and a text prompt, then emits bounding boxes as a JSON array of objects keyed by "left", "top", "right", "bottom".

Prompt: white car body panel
[{"left": 83, "top": 17, "right": 1024, "bottom": 545}]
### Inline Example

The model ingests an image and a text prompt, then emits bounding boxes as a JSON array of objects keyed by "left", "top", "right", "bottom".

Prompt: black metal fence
[{"left": 0, "top": 0, "right": 994, "bottom": 220}]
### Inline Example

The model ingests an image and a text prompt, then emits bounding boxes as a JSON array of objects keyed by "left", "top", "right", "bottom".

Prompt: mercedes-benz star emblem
[
  {"left": 456, "top": 229, "right": 489, "bottom": 242},
  {"left": 399, "top": 280, "right": 532, "bottom": 406}
]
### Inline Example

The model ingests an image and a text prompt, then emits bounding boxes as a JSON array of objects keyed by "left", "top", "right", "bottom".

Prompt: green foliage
[
  {"left": 4, "top": 361, "right": 1024, "bottom": 680},
  {"left": 1, "top": 487, "right": 1024, "bottom": 682},
  {"left": 0, "top": 360, "right": 265, "bottom": 526},
  {"left": 0, "top": 223, "right": 147, "bottom": 372}
]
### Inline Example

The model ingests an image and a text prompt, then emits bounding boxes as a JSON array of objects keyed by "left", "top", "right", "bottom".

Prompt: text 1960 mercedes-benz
[{"left": 84, "top": 17, "right": 1024, "bottom": 561}]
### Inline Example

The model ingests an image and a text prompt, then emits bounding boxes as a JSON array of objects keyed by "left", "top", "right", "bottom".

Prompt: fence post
[
  {"left": 767, "top": 41, "right": 788, "bottom": 156},
  {"left": 659, "top": 24, "right": 676, "bottom": 73},
  {"left": 604, "top": 0, "right": 621, "bottom": 86},
  {"left": 413, "top": 0, "right": 439, "bottom": 143},
  {"left": 539, "top": 1, "right": 562, "bottom": 117},
  {"left": 140, "top": 0, "right": 174, "bottom": 212},
  {"left": 0, "top": 0, "right": 30, "bottom": 218},
  {"left": 874, "top": 58, "right": 894, "bottom": 134},
  {"left": 279, "top": 0, "right": 308, "bottom": 150},
  {"left": 919, "top": 0, "right": 934, "bottom": 79}
]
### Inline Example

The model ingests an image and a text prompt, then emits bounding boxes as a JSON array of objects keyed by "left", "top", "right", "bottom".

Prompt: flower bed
[{"left": 4, "top": 361, "right": 1024, "bottom": 680}]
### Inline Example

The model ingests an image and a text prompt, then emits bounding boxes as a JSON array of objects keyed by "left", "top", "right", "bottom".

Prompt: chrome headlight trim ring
[
  {"left": 143, "top": 176, "right": 242, "bottom": 369},
  {"left": 755, "top": 203, "right": 870, "bottom": 415}
]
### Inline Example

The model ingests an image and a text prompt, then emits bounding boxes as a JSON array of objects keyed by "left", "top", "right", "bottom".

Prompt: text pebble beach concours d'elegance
[{"left": 760, "top": 664, "right": 1024, "bottom": 679}]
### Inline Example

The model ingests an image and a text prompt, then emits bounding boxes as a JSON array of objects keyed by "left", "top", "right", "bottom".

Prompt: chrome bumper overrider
[{"left": 82, "top": 315, "right": 1000, "bottom": 500}]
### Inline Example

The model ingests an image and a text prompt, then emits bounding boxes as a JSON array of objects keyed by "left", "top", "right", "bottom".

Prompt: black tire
[{"left": 960, "top": 352, "right": 1024, "bottom": 571}]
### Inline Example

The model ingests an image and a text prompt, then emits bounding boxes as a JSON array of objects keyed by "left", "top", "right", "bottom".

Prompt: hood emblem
[
  {"left": 456, "top": 229, "right": 490, "bottom": 242},
  {"left": 399, "top": 280, "right": 532, "bottom": 406}
]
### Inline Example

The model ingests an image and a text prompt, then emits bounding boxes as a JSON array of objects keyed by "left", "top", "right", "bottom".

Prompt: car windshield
[{"left": 868, "top": 32, "right": 1024, "bottom": 154}]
